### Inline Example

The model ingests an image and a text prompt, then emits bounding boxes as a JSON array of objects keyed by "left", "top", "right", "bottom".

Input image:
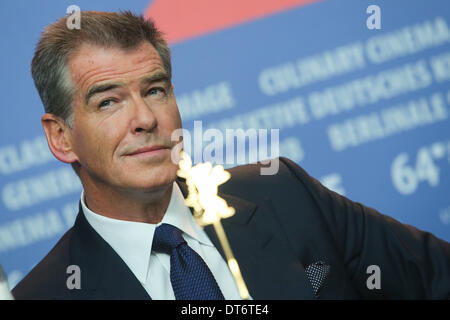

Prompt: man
[{"left": 13, "top": 11, "right": 450, "bottom": 300}]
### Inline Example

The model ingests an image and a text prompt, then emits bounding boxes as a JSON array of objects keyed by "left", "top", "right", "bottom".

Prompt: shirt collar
[{"left": 80, "top": 181, "right": 213, "bottom": 284}]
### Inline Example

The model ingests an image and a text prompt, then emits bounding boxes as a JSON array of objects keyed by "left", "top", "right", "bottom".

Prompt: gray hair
[{"left": 32, "top": 11, "right": 172, "bottom": 128}]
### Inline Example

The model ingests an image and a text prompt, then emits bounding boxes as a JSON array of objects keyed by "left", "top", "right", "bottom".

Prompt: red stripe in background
[{"left": 144, "top": 0, "right": 321, "bottom": 44}]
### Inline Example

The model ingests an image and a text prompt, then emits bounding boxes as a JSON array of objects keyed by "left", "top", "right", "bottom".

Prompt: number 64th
[{"left": 391, "top": 141, "right": 449, "bottom": 195}]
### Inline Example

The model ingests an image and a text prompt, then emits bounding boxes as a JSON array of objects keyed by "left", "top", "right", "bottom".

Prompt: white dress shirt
[{"left": 81, "top": 182, "right": 245, "bottom": 300}]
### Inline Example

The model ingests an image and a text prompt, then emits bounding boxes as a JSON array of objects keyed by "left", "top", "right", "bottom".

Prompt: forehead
[{"left": 68, "top": 41, "right": 165, "bottom": 93}]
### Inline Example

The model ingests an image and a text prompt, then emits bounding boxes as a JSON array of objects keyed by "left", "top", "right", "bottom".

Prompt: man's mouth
[{"left": 127, "top": 145, "right": 169, "bottom": 156}]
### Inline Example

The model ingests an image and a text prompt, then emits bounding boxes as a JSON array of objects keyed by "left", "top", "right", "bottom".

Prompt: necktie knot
[
  {"left": 151, "top": 222, "right": 225, "bottom": 299},
  {"left": 152, "top": 223, "right": 186, "bottom": 254}
]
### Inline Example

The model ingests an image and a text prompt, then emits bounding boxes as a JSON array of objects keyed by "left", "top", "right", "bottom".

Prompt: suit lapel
[
  {"left": 176, "top": 178, "right": 315, "bottom": 299},
  {"left": 68, "top": 203, "right": 150, "bottom": 300}
]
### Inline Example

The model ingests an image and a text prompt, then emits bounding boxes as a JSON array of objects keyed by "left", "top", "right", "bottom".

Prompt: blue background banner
[{"left": 0, "top": 0, "right": 449, "bottom": 290}]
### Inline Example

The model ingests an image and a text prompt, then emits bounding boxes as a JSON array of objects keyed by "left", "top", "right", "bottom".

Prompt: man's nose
[{"left": 130, "top": 96, "right": 157, "bottom": 134}]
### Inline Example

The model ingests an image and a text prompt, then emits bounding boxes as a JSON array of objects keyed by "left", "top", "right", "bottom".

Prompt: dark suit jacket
[{"left": 12, "top": 157, "right": 450, "bottom": 299}]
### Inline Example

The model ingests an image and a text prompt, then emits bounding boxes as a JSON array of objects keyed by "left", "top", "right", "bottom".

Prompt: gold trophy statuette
[{"left": 177, "top": 150, "right": 249, "bottom": 299}]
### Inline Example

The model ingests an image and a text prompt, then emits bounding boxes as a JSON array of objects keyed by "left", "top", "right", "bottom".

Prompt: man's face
[{"left": 67, "top": 41, "right": 182, "bottom": 193}]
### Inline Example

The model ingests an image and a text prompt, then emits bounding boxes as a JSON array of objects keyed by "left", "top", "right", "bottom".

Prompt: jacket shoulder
[
  {"left": 12, "top": 228, "right": 74, "bottom": 300},
  {"left": 220, "top": 157, "right": 307, "bottom": 197}
]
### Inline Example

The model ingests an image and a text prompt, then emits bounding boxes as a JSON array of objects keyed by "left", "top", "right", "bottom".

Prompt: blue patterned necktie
[{"left": 152, "top": 223, "right": 225, "bottom": 300}]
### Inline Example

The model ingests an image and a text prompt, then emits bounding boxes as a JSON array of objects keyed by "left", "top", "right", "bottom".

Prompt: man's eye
[
  {"left": 147, "top": 87, "right": 166, "bottom": 97},
  {"left": 99, "top": 99, "right": 113, "bottom": 108}
]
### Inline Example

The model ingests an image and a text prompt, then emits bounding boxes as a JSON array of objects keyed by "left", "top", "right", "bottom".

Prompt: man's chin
[
  {"left": 118, "top": 179, "right": 175, "bottom": 202},
  {"left": 119, "top": 161, "right": 178, "bottom": 190},
  {"left": 135, "top": 171, "right": 177, "bottom": 190},
  {"left": 141, "top": 178, "right": 175, "bottom": 191}
]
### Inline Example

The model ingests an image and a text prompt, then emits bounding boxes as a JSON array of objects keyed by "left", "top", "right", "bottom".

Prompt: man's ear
[{"left": 41, "top": 113, "right": 79, "bottom": 164}]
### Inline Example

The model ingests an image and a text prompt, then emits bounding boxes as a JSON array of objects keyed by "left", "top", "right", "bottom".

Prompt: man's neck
[{"left": 82, "top": 180, "right": 174, "bottom": 224}]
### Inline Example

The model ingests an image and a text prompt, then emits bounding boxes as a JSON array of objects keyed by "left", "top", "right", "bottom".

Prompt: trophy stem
[{"left": 212, "top": 221, "right": 249, "bottom": 300}]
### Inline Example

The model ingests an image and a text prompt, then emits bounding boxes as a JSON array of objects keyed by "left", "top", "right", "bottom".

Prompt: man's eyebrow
[
  {"left": 85, "top": 82, "right": 122, "bottom": 104},
  {"left": 141, "top": 72, "right": 170, "bottom": 86},
  {"left": 84, "top": 72, "right": 170, "bottom": 104}
]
